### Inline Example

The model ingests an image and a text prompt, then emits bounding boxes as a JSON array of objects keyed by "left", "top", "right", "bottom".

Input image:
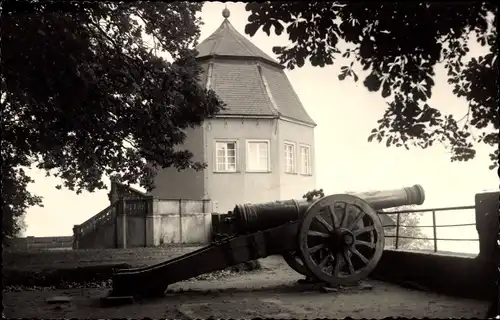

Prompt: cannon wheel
[
  {"left": 282, "top": 250, "right": 312, "bottom": 277},
  {"left": 298, "top": 194, "right": 384, "bottom": 286}
]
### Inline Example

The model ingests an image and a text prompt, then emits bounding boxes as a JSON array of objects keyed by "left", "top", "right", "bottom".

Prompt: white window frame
[
  {"left": 214, "top": 139, "right": 238, "bottom": 173},
  {"left": 299, "top": 144, "right": 312, "bottom": 175},
  {"left": 284, "top": 141, "right": 296, "bottom": 174},
  {"left": 246, "top": 139, "right": 271, "bottom": 173}
]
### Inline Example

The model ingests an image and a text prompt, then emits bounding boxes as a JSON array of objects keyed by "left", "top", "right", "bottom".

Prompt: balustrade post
[
  {"left": 145, "top": 196, "right": 159, "bottom": 247},
  {"left": 115, "top": 197, "right": 128, "bottom": 249},
  {"left": 179, "top": 199, "right": 183, "bottom": 244}
]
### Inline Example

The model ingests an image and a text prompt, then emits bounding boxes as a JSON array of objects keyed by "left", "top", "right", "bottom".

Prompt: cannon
[{"left": 106, "top": 184, "right": 425, "bottom": 300}]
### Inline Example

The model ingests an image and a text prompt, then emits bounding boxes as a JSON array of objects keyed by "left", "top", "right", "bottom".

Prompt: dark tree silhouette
[
  {"left": 1, "top": 1, "right": 224, "bottom": 241},
  {"left": 245, "top": 2, "right": 498, "bottom": 169}
]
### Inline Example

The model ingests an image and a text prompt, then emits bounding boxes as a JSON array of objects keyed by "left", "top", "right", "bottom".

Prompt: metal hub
[
  {"left": 341, "top": 230, "right": 355, "bottom": 246},
  {"left": 328, "top": 228, "right": 355, "bottom": 250}
]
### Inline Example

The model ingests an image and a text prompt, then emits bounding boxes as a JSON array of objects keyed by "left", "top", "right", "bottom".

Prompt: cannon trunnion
[{"left": 106, "top": 185, "right": 425, "bottom": 301}]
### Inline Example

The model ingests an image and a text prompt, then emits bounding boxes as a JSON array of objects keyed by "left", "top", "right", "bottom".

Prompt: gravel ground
[{"left": 3, "top": 255, "right": 488, "bottom": 319}]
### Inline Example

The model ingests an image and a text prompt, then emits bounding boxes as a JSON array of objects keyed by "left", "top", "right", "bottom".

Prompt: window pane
[
  {"left": 216, "top": 143, "right": 226, "bottom": 151},
  {"left": 300, "top": 146, "right": 310, "bottom": 174},
  {"left": 217, "top": 149, "right": 225, "bottom": 157},
  {"left": 259, "top": 143, "right": 268, "bottom": 154},
  {"left": 215, "top": 141, "right": 238, "bottom": 171},
  {"left": 217, "top": 163, "right": 225, "bottom": 171},
  {"left": 285, "top": 144, "right": 294, "bottom": 173},
  {"left": 217, "top": 156, "right": 226, "bottom": 165},
  {"left": 248, "top": 141, "right": 269, "bottom": 171},
  {"left": 248, "top": 142, "right": 257, "bottom": 154}
]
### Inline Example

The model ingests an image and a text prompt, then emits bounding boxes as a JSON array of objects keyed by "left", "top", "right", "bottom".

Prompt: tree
[
  {"left": 1, "top": 1, "right": 224, "bottom": 241},
  {"left": 381, "top": 205, "right": 433, "bottom": 251},
  {"left": 245, "top": 2, "right": 498, "bottom": 169}
]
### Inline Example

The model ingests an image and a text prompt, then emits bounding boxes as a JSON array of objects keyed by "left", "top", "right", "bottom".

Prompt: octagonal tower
[{"left": 149, "top": 10, "right": 317, "bottom": 212}]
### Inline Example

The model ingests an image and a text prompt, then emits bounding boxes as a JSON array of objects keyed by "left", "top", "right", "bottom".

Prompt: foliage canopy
[
  {"left": 245, "top": 2, "right": 498, "bottom": 169},
  {"left": 1, "top": 1, "right": 224, "bottom": 239}
]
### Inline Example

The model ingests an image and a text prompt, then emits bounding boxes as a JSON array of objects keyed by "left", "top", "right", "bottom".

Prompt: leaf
[
  {"left": 364, "top": 73, "right": 382, "bottom": 92},
  {"left": 272, "top": 21, "right": 284, "bottom": 35},
  {"left": 367, "top": 134, "right": 376, "bottom": 142},
  {"left": 352, "top": 70, "right": 359, "bottom": 82},
  {"left": 244, "top": 23, "right": 259, "bottom": 37},
  {"left": 338, "top": 71, "right": 346, "bottom": 81},
  {"left": 386, "top": 136, "right": 393, "bottom": 147},
  {"left": 381, "top": 85, "right": 392, "bottom": 98},
  {"left": 262, "top": 23, "right": 271, "bottom": 36}
]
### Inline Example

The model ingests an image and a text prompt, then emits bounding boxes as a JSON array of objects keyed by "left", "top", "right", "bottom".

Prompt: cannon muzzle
[
  {"left": 231, "top": 184, "right": 425, "bottom": 234},
  {"left": 350, "top": 184, "right": 425, "bottom": 210}
]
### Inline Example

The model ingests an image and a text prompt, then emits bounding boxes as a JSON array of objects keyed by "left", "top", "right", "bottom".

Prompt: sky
[{"left": 23, "top": 2, "right": 498, "bottom": 254}]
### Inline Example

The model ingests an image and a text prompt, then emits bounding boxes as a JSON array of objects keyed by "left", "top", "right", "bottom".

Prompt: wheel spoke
[
  {"left": 355, "top": 240, "right": 376, "bottom": 249},
  {"left": 353, "top": 225, "right": 375, "bottom": 236},
  {"left": 319, "top": 253, "right": 331, "bottom": 268},
  {"left": 314, "top": 214, "right": 333, "bottom": 232},
  {"left": 340, "top": 203, "right": 349, "bottom": 228},
  {"left": 308, "top": 244, "right": 325, "bottom": 253},
  {"left": 333, "top": 253, "right": 342, "bottom": 277},
  {"left": 343, "top": 250, "right": 355, "bottom": 275},
  {"left": 350, "top": 246, "right": 369, "bottom": 264},
  {"left": 308, "top": 230, "right": 330, "bottom": 238},
  {"left": 324, "top": 205, "right": 339, "bottom": 229},
  {"left": 347, "top": 209, "right": 365, "bottom": 230}
]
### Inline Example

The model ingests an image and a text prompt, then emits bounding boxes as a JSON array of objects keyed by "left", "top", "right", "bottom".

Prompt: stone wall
[
  {"left": 7, "top": 236, "right": 73, "bottom": 250},
  {"left": 73, "top": 197, "right": 213, "bottom": 249}
]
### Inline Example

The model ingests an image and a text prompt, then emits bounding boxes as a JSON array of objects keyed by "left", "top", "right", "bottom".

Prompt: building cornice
[
  {"left": 279, "top": 115, "right": 317, "bottom": 128},
  {"left": 210, "top": 114, "right": 316, "bottom": 128}
]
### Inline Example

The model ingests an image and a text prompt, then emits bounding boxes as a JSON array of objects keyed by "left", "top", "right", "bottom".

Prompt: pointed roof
[
  {"left": 196, "top": 15, "right": 281, "bottom": 68},
  {"left": 195, "top": 9, "right": 316, "bottom": 126}
]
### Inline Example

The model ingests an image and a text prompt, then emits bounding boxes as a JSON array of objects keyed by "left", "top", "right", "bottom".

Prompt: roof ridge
[
  {"left": 224, "top": 20, "right": 258, "bottom": 57},
  {"left": 210, "top": 20, "right": 227, "bottom": 55},
  {"left": 255, "top": 61, "right": 280, "bottom": 116}
]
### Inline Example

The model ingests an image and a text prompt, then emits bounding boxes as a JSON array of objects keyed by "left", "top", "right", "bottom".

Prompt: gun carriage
[{"left": 108, "top": 185, "right": 425, "bottom": 299}]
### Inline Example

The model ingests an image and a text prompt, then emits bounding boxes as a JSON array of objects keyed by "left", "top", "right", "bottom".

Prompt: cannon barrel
[{"left": 231, "top": 184, "right": 425, "bottom": 234}]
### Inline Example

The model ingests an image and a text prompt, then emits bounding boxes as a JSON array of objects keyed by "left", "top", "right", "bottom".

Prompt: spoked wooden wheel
[
  {"left": 282, "top": 250, "right": 312, "bottom": 277},
  {"left": 298, "top": 194, "right": 384, "bottom": 286}
]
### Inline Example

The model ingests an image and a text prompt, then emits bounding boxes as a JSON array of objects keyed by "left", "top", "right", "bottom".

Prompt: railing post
[
  {"left": 395, "top": 213, "right": 400, "bottom": 249},
  {"left": 144, "top": 199, "right": 148, "bottom": 248},
  {"left": 432, "top": 210, "right": 438, "bottom": 252}
]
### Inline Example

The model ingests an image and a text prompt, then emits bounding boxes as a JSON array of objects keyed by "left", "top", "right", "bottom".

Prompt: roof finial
[{"left": 222, "top": 5, "right": 230, "bottom": 19}]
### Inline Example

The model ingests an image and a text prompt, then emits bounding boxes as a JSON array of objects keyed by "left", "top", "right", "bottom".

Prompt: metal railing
[{"left": 381, "top": 205, "right": 478, "bottom": 252}]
